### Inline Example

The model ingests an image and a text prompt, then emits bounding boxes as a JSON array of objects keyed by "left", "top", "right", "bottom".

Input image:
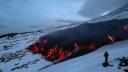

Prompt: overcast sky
[{"left": 0, "top": 0, "right": 128, "bottom": 35}]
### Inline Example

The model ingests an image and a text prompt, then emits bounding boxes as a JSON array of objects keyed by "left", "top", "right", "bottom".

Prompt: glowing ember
[
  {"left": 59, "top": 48, "right": 66, "bottom": 60},
  {"left": 89, "top": 43, "right": 97, "bottom": 50},
  {"left": 107, "top": 35, "right": 115, "bottom": 43},
  {"left": 46, "top": 45, "right": 59, "bottom": 61},
  {"left": 33, "top": 47, "right": 38, "bottom": 53},
  {"left": 26, "top": 21, "right": 128, "bottom": 62},
  {"left": 46, "top": 48, "right": 58, "bottom": 60},
  {"left": 74, "top": 43, "right": 80, "bottom": 51},
  {"left": 75, "top": 43, "right": 79, "bottom": 48},
  {"left": 84, "top": 42, "right": 97, "bottom": 51},
  {"left": 27, "top": 41, "right": 47, "bottom": 54},
  {"left": 29, "top": 46, "right": 43, "bottom": 54}
]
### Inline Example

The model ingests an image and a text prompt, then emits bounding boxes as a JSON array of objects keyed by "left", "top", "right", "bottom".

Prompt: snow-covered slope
[
  {"left": 41, "top": 40, "right": 128, "bottom": 72},
  {"left": 0, "top": 3, "right": 128, "bottom": 72},
  {"left": 0, "top": 23, "right": 80, "bottom": 72},
  {"left": 0, "top": 31, "right": 52, "bottom": 72},
  {"left": 87, "top": 3, "right": 128, "bottom": 23},
  {"left": 1, "top": 31, "right": 128, "bottom": 72}
]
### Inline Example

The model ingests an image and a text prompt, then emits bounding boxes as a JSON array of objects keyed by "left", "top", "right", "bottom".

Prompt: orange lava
[{"left": 107, "top": 35, "right": 115, "bottom": 43}]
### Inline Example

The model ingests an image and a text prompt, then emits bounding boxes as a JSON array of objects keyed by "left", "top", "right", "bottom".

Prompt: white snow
[
  {"left": 0, "top": 3, "right": 128, "bottom": 72},
  {"left": 40, "top": 40, "right": 128, "bottom": 72},
  {"left": 0, "top": 31, "right": 52, "bottom": 72},
  {"left": 1, "top": 31, "right": 128, "bottom": 72},
  {"left": 0, "top": 23, "right": 80, "bottom": 72}
]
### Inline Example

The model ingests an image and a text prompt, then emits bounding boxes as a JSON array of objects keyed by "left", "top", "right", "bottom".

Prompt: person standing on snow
[
  {"left": 102, "top": 51, "right": 111, "bottom": 67},
  {"left": 104, "top": 51, "right": 109, "bottom": 63}
]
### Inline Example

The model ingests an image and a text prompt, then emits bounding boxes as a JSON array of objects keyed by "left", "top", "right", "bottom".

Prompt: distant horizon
[{"left": 0, "top": 0, "right": 128, "bottom": 35}]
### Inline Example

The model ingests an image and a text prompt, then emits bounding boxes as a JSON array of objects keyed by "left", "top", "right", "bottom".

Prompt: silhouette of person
[
  {"left": 104, "top": 51, "right": 109, "bottom": 63},
  {"left": 102, "top": 51, "right": 112, "bottom": 67}
]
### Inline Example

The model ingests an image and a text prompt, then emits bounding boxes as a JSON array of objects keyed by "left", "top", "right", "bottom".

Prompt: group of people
[{"left": 103, "top": 51, "right": 128, "bottom": 72}]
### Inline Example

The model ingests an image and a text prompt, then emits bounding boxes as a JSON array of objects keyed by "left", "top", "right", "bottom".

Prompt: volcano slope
[{"left": 27, "top": 19, "right": 128, "bottom": 62}]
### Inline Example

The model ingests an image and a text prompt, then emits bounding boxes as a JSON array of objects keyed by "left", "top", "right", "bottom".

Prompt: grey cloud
[{"left": 78, "top": 0, "right": 128, "bottom": 18}]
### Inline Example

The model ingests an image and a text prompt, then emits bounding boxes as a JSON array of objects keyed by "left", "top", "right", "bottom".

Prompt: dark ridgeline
[{"left": 27, "top": 18, "right": 128, "bottom": 62}]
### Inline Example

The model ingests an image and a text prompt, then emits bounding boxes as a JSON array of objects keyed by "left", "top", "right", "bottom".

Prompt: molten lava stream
[{"left": 107, "top": 35, "right": 115, "bottom": 43}]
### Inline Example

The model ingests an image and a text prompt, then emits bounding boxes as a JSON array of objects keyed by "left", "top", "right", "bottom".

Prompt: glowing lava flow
[
  {"left": 59, "top": 48, "right": 66, "bottom": 60},
  {"left": 25, "top": 19, "right": 128, "bottom": 62},
  {"left": 88, "top": 43, "right": 97, "bottom": 50},
  {"left": 46, "top": 47, "right": 58, "bottom": 61},
  {"left": 107, "top": 35, "right": 115, "bottom": 43},
  {"left": 45, "top": 44, "right": 66, "bottom": 61},
  {"left": 27, "top": 35, "right": 116, "bottom": 62},
  {"left": 74, "top": 43, "right": 80, "bottom": 52}
]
